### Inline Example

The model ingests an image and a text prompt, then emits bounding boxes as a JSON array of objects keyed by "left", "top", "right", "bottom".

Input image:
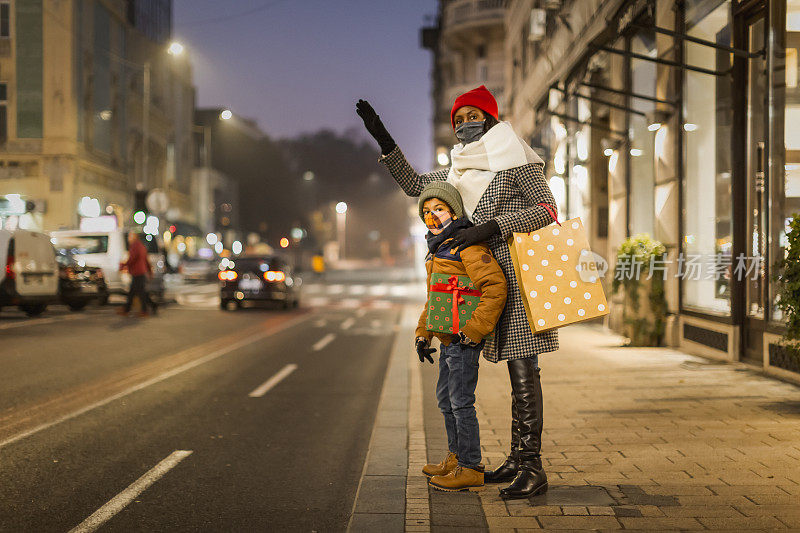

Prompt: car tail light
[
  {"left": 66, "top": 267, "right": 77, "bottom": 280},
  {"left": 5, "top": 255, "right": 14, "bottom": 280},
  {"left": 264, "top": 270, "right": 285, "bottom": 282},
  {"left": 218, "top": 270, "right": 238, "bottom": 281}
]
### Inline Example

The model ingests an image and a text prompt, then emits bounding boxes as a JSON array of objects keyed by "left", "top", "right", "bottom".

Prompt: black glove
[
  {"left": 457, "top": 331, "right": 480, "bottom": 347},
  {"left": 356, "top": 99, "right": 396, "bottom": 155},
  {"left": 415, "top": 337, "right": 436, "bottom": 364},
  {"left": 449, "top": 220, "right": 500, "bottom": 251}
]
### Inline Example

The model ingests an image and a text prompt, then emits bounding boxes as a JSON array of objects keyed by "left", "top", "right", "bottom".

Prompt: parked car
[
  {"left": 49, "top": 229, "right": 166, "bottom": 302},
  {"left": 56, "top": 251, "right": 108, "bottom": 311},
  {"left": 218, "top": 255, "right": 300, "bottom": 310},
  {"left": 0, "top": 229, "right": 59, "bottom": 316},
  {"left": 179, "top": 257, "right": 218, "bottom": 283}
]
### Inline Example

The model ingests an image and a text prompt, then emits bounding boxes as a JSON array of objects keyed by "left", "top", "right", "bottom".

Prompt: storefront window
[
  {"left": 772, "top": 0, "right": 800, "bottom": 321},
  {"left": 681, "top": 0, "right": 733, "bottom": 314},
  {"left": 628, "top": 28, "right": 656, "bottom": 236},
  {"left": 567, "top": 96, "right": 591, "bottom": 224}
]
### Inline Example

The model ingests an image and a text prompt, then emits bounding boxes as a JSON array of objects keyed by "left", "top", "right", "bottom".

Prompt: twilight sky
[{"left": 173, "top": 0, "right": 438, "bottom": 171}]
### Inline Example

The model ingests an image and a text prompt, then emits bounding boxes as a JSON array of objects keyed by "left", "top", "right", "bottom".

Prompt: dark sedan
[
  {"left": 57, "top": 253, "right": 109, "bottom": 310},
  {"left": 218, "top": 255, "right": 300, "bottom": 310}
]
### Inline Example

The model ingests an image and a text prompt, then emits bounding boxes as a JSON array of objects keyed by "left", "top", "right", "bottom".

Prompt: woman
[{"left": 356, "top": 85, "right": 558, "bottom": 499}]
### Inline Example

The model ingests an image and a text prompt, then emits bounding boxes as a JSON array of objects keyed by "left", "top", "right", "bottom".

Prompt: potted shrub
[
  {"left": 773, "top": 215, "right": 800, "bottom": 371},
  {"left": 612, "top": 233, "right": 668, "bottom": 346}
]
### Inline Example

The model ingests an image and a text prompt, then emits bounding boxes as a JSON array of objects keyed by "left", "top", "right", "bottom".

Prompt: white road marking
[
  {"left": 0, "top": 313, "right": 313, "bottom": 450},
  {"left": 327, "top": 284, "right": 344, "bottom": 295},
  {"left": 341, "top": 317, "right": 355, "bottom": 330},
  {"left": 248, "top": 364, "right": 298, "bottom": 397},
  {"left": 0, "top": 314, "right": 84, "bottom": 330},
  {"left": 313, "top": 333, "right": 336, "bottom": 351},
  {"left": 349, "top": 285, "right": 366, "bottom": 295},
  {"left": 313, "top": 319, "right": 327, "bottom": 327},
  {"left": 69, "top": 450, "right": 193, "bottom": 533}
]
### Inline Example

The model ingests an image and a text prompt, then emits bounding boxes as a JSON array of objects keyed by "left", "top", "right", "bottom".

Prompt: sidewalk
[
  {"left": 355, "top": 305, "right": 800, "bottom": 532},
  {"left": 470, "top": 324, "right": 800, "bottom": 531}
]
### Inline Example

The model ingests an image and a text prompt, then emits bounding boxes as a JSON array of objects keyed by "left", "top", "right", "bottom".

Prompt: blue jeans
[{"left": 436, "top": 339, "right": 483, "bottom": 469}]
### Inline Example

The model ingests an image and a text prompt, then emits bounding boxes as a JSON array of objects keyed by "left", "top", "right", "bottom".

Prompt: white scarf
[{"left": 447, "top": 121, "right": 544, "bottom": 219}]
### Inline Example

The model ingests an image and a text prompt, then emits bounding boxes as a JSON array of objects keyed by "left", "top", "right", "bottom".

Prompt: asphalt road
[{"left": 0, "top": 276, "right": 411, "bottom": 532}]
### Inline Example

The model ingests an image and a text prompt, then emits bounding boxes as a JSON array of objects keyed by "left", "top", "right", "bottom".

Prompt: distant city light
[
  {"left": 168, "top": 41, "right": 184, "bottom": 56},
  {"left": 214, "top": 241, "right": 224, "bottom": 254},
  {"left": 232, "top": 240, "right": 243, "bottom": 255},
  {"left": 133, "top": 211, "right": 147, "bottom": 224},
  {"left": 144, "top": 215, "right": 159, "bottom": 235},
  {"left": 647, "top": 122, "right": 662, "bottom": 131},
  {"left": 280, "top": 237, "right": 290, "bottom": 248},
  {"left": 220, "top": 109, "right": 233, "bottom": 120},
  {"left": 437, "top": 151, "right": 450, "bottom": 166},
  {"left": 206, "top": 233, "right": 218, "bottom": 245},
  {"left": 290, "top": 227, "right": 303, "bottom": 240},
  {"left": 303, "top": 171, "right": 315, "bottom": 182},
  {"left": 683, "top": 123, "right": 699, "bottom": 132},
  {"left": 630, "top": 148, "right": 644, "bottom": 157},
  {"left": 603, "top": 148, "right": 614, "bottom": 157},
  {"left": 177, "top": 242, "right": 187, "bottom": 253},
  {"left": 77, "top": 196, "right": 101, "bottom": 218},
  {"left": 335, "top": 202, "right": 348, "bottom": 214}
]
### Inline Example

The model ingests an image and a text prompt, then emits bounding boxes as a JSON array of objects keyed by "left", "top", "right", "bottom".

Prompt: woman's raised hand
[{"left": 356, "top": 99, "right": 396, "bottom": 155}]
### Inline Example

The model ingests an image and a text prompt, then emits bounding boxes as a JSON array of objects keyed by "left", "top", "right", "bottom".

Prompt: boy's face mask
[{"left": 424, "top": 208, "right": 453, "bottom": 235}]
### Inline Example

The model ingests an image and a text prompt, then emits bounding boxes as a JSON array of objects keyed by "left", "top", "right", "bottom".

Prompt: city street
[{"left": 0, "top": 270, "right": 418, "bottom": 532}]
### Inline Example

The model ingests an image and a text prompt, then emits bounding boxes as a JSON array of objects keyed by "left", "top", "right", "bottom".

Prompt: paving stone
[
  {"left": 484, "top": 516, "right": 542, "bottom": 528},
  {"left": 587, "top": 506, "right": 615, "bottom": 515},
  {"left": 617, "top": 517, "right": 704, "bottom": 529},
  {"left": 697, "top": 516, "right": 789, "bottom": 529},
  {"left": 507, "top": 505, "right": 563, "bottom": 517},
  {"left": 537, "top": 515, "right": 622, "bottom": 529}
]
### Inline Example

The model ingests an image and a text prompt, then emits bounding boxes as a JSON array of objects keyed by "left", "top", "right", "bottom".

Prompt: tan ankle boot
[
  {"left": 429, "top": 465, "right": 484, "bottom": 492},
  {"left": 422, "top": 452, "right": 458, "bottom": 478}
]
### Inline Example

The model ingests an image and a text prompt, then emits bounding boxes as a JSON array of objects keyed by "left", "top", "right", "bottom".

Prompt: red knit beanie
[{"left": 450, "top": 85, "right": 499, "bottom": 129}]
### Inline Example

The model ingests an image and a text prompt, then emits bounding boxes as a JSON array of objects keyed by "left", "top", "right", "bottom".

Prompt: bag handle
[{"left": 536, "top": 203, "right": 561, "bottom": 226}]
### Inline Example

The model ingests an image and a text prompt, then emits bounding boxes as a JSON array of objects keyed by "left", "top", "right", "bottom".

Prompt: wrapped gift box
[{"left": 426, "top": 273, "right": 482, "bottom": 335}]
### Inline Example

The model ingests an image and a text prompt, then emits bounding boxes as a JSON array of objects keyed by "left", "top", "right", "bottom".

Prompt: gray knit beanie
[{"left": 418, "top": 181, "right": 464, "bottom": 221}]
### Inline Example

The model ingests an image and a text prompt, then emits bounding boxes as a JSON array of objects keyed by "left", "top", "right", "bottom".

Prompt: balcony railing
[{"left": 443, "top": 0, "right": 509, "bottom": 30}]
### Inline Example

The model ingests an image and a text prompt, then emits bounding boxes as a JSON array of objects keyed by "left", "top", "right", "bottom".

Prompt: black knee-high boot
[
  {"left": 484, "top": 367, "right": 520, "bottom": 483},
  {"left": 499, "top": 359, "right": 547, "bottom": 499}
]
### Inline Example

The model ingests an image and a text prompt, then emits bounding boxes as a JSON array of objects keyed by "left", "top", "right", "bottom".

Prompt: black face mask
[{"left": 455, "top": 120, "right": 486, "bottom": 145}]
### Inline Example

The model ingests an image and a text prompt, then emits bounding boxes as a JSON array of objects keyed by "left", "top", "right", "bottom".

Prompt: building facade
[
  {"left": 0, "top": 0, "right": 195, "bottom": 233},
  {"left": 426, "top": 0, "right": 800, "bottom": 380},
  {"left": 423, "top": 0, "right": 510, "bottom": 169}
]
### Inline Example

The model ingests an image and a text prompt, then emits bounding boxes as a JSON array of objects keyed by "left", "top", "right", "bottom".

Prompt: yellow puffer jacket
[{"left": 416, "top": 238, "right": 507, "bottom": 346}]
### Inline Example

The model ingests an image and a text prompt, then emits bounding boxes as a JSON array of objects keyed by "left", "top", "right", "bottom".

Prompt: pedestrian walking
[
  {"left": 118, "top": 231, "right": 157, "bottom": 317},
  {"left": 415, "top": 182, "right": 507, "bottom": 491},
  {"left": 357, "top": 85, "right": 558, "bottom": 499}
]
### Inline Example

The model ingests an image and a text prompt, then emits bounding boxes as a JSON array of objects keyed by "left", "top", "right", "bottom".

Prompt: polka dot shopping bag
[{"left": 508, "top": 204, "right": 609, "bottom": 333}]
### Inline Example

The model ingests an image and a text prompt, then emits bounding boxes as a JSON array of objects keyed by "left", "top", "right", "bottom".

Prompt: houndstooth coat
[{"left": 382, "top": 146, "right": 559, "bottom": 362}]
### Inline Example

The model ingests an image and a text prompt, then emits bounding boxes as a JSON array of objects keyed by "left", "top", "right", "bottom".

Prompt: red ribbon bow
[{"left": 430, "top": 275, "right": 481, "bottom": 334}]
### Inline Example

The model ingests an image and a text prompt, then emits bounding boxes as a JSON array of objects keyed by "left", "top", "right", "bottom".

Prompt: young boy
[{"left": 416, "top": 181, "right": 507, "bottom": 491}]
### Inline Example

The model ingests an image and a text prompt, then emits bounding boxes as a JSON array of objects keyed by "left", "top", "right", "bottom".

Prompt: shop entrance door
[{"left": 738, "top": 7, "right": 768, "bottom": 363}]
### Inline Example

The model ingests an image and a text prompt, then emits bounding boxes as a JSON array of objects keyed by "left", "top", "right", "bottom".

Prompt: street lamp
[
  {"left": 220, "top": 109, "right": 232, "bottom": 120},
  {"left": 168, "top": 41, "right": 184, "bottom": 56},
  {"left": 335, "top": 202, "right": 348, "bottom": 261}
]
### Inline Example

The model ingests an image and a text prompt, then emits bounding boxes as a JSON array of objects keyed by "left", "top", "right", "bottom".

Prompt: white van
[
  {"left": 49, "top": 229, "right": 165, "bottom": 301},
  {"left": 0, "top": 229, "right": 59, "bottom": 316}
]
